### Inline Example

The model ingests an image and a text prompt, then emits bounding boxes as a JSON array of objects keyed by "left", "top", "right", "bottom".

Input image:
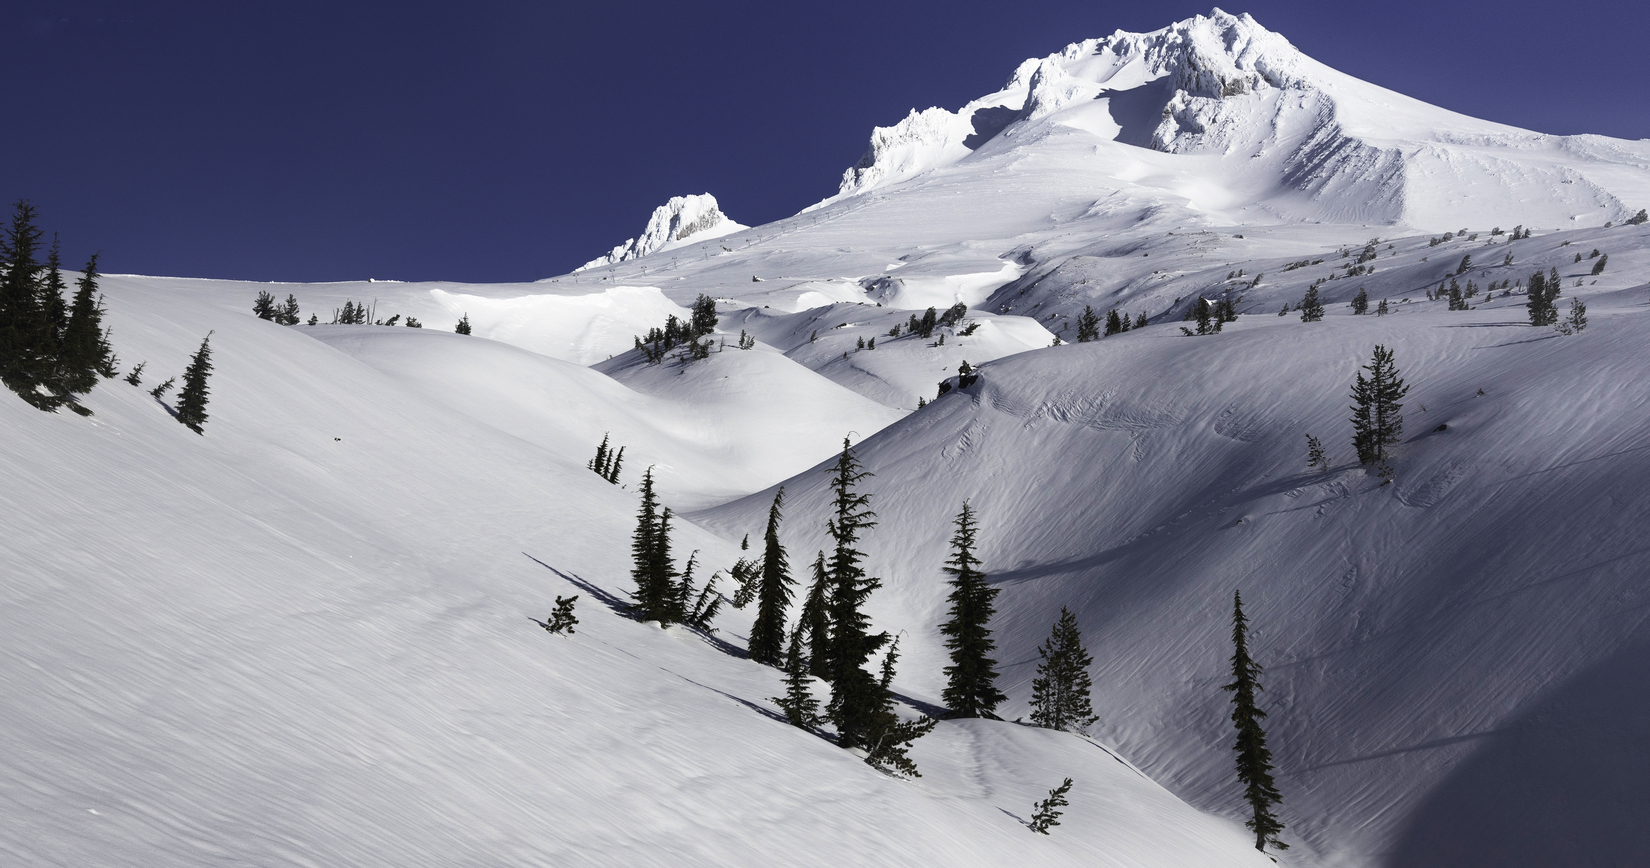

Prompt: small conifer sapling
[{"left": 1028, "top": 778, "right": 1074, "bottom": 834}]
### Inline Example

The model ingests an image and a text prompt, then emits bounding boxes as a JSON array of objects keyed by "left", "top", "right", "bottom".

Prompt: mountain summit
[
  {"left": 822, "top": 9, "right": 1650, "bottom": 230},
  {"left": 578, "top": 193, "right": 747, "bottom": 272}
]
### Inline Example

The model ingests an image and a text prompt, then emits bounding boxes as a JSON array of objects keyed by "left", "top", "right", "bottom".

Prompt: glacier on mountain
[{"left": 577, "top": 193, "right": 747, "bottom": 271}]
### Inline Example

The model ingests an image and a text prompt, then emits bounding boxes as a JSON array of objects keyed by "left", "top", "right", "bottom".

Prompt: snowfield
[{"left": 6, "top": 8, "right": 1650, "bottom": 868}]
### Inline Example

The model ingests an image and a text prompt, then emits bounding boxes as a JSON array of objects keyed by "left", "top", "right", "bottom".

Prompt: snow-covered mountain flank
[
  {"left": 577, "top": 193, "right": 746, "bottom": 272},
  {"left": 823, "top": 8, "right": 1650, "bottom": 231},
  {"left": 6, "top": 9, "right": 1650, "bottom": 868}
]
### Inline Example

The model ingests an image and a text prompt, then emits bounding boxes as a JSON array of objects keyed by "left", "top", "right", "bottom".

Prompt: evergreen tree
[
  {"left": 149, "top": 376, "right": 175, "bottom": 399},
  {"left": 0, "top": 200, "right": 57, "bottom": 407},
  {"left": 1349, "top": 344, "right": 1408, "bottom": 465},
  {"left": 1298, "top": 286, "right": 1324, "bottom": 322},
  {"left": 1306, "top": 434, "right": 1327, "bottom": 470},
  {"left": 1376, "top": 298, "right": 1389, "bottom": 316},
  {"left": 1525, "top": 268, "right": 1557, "bottom": 326},
  {"left": 174, "top": 333, "right": 214, "bottom": 433},
  {"left": 1625, "top": 208, "right": 1647, "bottom": 225},
  {"left": 938, "top": 501, "right": 1005, "bottom": 718},
  {"left": 124, "top": 361, "right": 145, "bottom": 386},
  {"left": 252, "top": 290, "right": 277, "bottom": 320},
  {"left": 544, "top": 595, "right": 579, "bottom": 634},
  {"left": 747, "top": 487, "right": 795, "bottom": 667},
  {"left": 1223, "top": 590, "right": 1288, "bottom": 854},
  {"left": 1190, "top": 298, "right": 1213, "bottom": 335},
  {"left": 606, "top": 446, "right": 624, "bottom": 484},
  {"left": 1351, "top": 287, "right": 1368, "bottom": 315},
  {"left": 915, "top": 307, "right": 938, "bottom": 339},
  {"left": 1028, "top": 606, "right": 1097, "bottom": 732},
  {"left": 1075, "top": 305, "right": 1100, "bottom": 343},
  {"left": 1118, "top": 311, "right": 1132, "bottom": 332},
  {"left": 277, "top": 294, "right": 301, "bottom": 325},
  {"left": 800, "top": 550, "right": 832, "bottom": 679},
  {"left": 455, "top": 313, "right": 472, "bottom": 334},
  {"left": 1591, "top": 253, "right": 1608, "bottom": 275},
  {"left": 689, "top": 293, "right": 718, "bottom": 336},
  {"left": 822, "top": 437, "right": 890, "bottom": 750},
  {"left": 588, "top": 434, "right": 610, "bottom": 476},
  {"left": 1566, "top": 297, "right": 1588, "bottom": 333},
  {"left": 1134, "top": 312, "right": 1147, "bottom": 329},
  {"left": 630, "top": 467, "right": 678, "bottom": 623},
  {"left": 772, "top": 629, "right": 822, "bottom": 728},
  {"left": 1027, "top": 778, "right": 1074, "bottom": 834},
  {"left": 59, "top": 253, "right": 106, "bottom": 395},
  {"left": 1447, "top": 280, "right": 1466, "bottom": 311},
  {"left": 1456, "top": 253, "right": 1472, "bottom": 274},
  {"left": 1104, "top": 308, "right": 1123, "bottom": 336}
]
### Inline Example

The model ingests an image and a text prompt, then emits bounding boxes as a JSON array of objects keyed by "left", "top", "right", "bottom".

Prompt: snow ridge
[{"left": 577, "top": 193, "right": 747, "bottom": 271}]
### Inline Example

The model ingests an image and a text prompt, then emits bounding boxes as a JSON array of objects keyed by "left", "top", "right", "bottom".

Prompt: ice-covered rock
[{"left": 577, "top": 193, "right": 747, "bottom": 271}]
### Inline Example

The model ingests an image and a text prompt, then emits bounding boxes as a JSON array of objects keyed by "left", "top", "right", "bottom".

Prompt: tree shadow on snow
[
  {"left": 1385, "top": 639, "right": 1650, "bottom": 868},
  {"left": 521, "top": 554, "right": 640, "bottom": 621}
]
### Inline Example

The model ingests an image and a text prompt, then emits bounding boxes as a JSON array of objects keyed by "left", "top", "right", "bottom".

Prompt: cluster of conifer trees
[
  {"left": 611, "top": 434, "right": 1290, "bottom": 847},
  {"left": 1077, "top": 305, "right": 1146, "bottom": 341},
  {"left": 0, "top": 201, "right": 117, "bottom": 413},
  {"left": 633, "top": 294, "right": 718, "bottom": 363},
  {"left": 587, "top": 434, "right": 625, "bottom": 484}
]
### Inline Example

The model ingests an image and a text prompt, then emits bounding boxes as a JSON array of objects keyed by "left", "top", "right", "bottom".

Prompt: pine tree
[
  {"left": 1306, "top": 434, "right": 1327, "bottom": 470},
  {"left": 1447, "top": 280, "right": 1466, "bottom": 311},
  {"left": 1134, "top": 312, "right": 1147, "bottom": 330},
  {"left": 747, "top": 487, "right": 794, "bottom": 667},
  {"left": 630, "top": 467, "right": 677, "bottom": 623},
  {"left": 0, "top": 200, "right": 57, "bottom": 407},
  {"left": 1075, "top": 305, "right": 1100, "bottom": 342},
  {"left": 1193, "top": 298, "right": 1213, "bottom": 335},
  {"left": 59, "top": 253, "right": 106, "bottom": 395},
  {"left": 174, "top": 333, "right": 214, "bottom": 433},
  {"left": 1104, "top": 308, "right": 1123, "bottom": 336},
  {"left": 822, "top": 437, "right": 890, "bottom": 750},
  {"left": 455, "top": 313, "right": 472, "bottom": 334},
  {"left": 1526, "top": 267, "right": 1558, "bottom": 326},
  {"left": 606, "top": 446, "right": 624, "bottom": 484},
  {"left": 1565, "top": 297, "right": 1587, "bottom": 333},
  {"left": 588, "top": 433, "right": 610, "bottom": 475},
  {"left": 277, "top": 294, "right": 301, "bottom": 325},
  {"left": 1223, "top": 590, "right": 1288, "bottom": 854},
  {"left": 1376, "top": 298, "right": 1389, "bottom": 316},
  {"left": 1626, "top": 208, "right": 1648, "bottom": 225},
  {"left": 938, "top": 502, "right": 1005, "bottom": 718},
  {"left": 252, "top": 290, "right": 277, "bottom": 320},
  {"left": 1027, "top": 778, "right": 1074, "bottom": 834},
  {"left": 124, "top": 361, "right": 145, "bottom": 386},
  {"left": 1349, "top": 344, "right": 1408, "bottom": 465},
  {"left": 1591, "top": 253, "right": 1608, "bottom": 275},
  {"left": 690, "top": 293, "right": 719, "bottom": 336},
  {"left": 1298, "top": 286, "right": 1324, "bottom": 322},
  {"left": 1351, "top": 287, "right": 1368, "bottom": 315},
  {"left": 544, "top": 595, "right": 579, "bottom": 634},
  {"left": 1029, "top": 607, "right": 1097, "bottom": 732},
  {"left": 800, "top": 550, "right": 832, "bottom": 679},
  {"left": 772, "top": 628, "right": 822, "bottom": 728}
]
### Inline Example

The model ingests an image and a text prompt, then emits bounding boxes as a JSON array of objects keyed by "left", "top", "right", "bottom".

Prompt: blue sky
[{"left": 4, "top": 0, "right": 1645, "bottom": 282}]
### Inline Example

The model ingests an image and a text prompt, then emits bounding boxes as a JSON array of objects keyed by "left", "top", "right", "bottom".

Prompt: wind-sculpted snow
[{"left": 579, "top": 193, "right": 747, "bottom": 271}]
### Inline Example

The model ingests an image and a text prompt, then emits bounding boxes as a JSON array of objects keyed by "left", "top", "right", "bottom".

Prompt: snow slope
[
  {"left": 693, "top": 221, "right": 1650, "bottom": 867},
  {"left": 0, "top": 275, "right": 1270, "bottom": 868},
  {"left": 8, "top": 8, "right": 1650, "bottom": 868}
]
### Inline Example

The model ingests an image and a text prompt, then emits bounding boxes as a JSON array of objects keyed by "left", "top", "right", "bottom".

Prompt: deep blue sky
[{"left": 5, "top": 1, "right": 1646, "bottom": 283}]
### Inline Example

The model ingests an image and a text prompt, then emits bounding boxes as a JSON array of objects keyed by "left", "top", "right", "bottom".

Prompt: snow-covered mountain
[
  {"left": 7, "top": 9, "right": 1650, "bottom": 868},
  {"left": 577, "top": 193, "right": 747, "bottom": 272},
  {"left": 821, "top": 9, "right": 1650, "bottom": 231}
]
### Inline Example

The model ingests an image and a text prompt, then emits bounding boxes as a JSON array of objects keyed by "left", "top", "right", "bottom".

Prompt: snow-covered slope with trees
[
  {"left": 6, "top": 8, "right": 1650, "bottom": 868},
  {"left": 578, "top": 193, "right": 747, "bottom": 272}
]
